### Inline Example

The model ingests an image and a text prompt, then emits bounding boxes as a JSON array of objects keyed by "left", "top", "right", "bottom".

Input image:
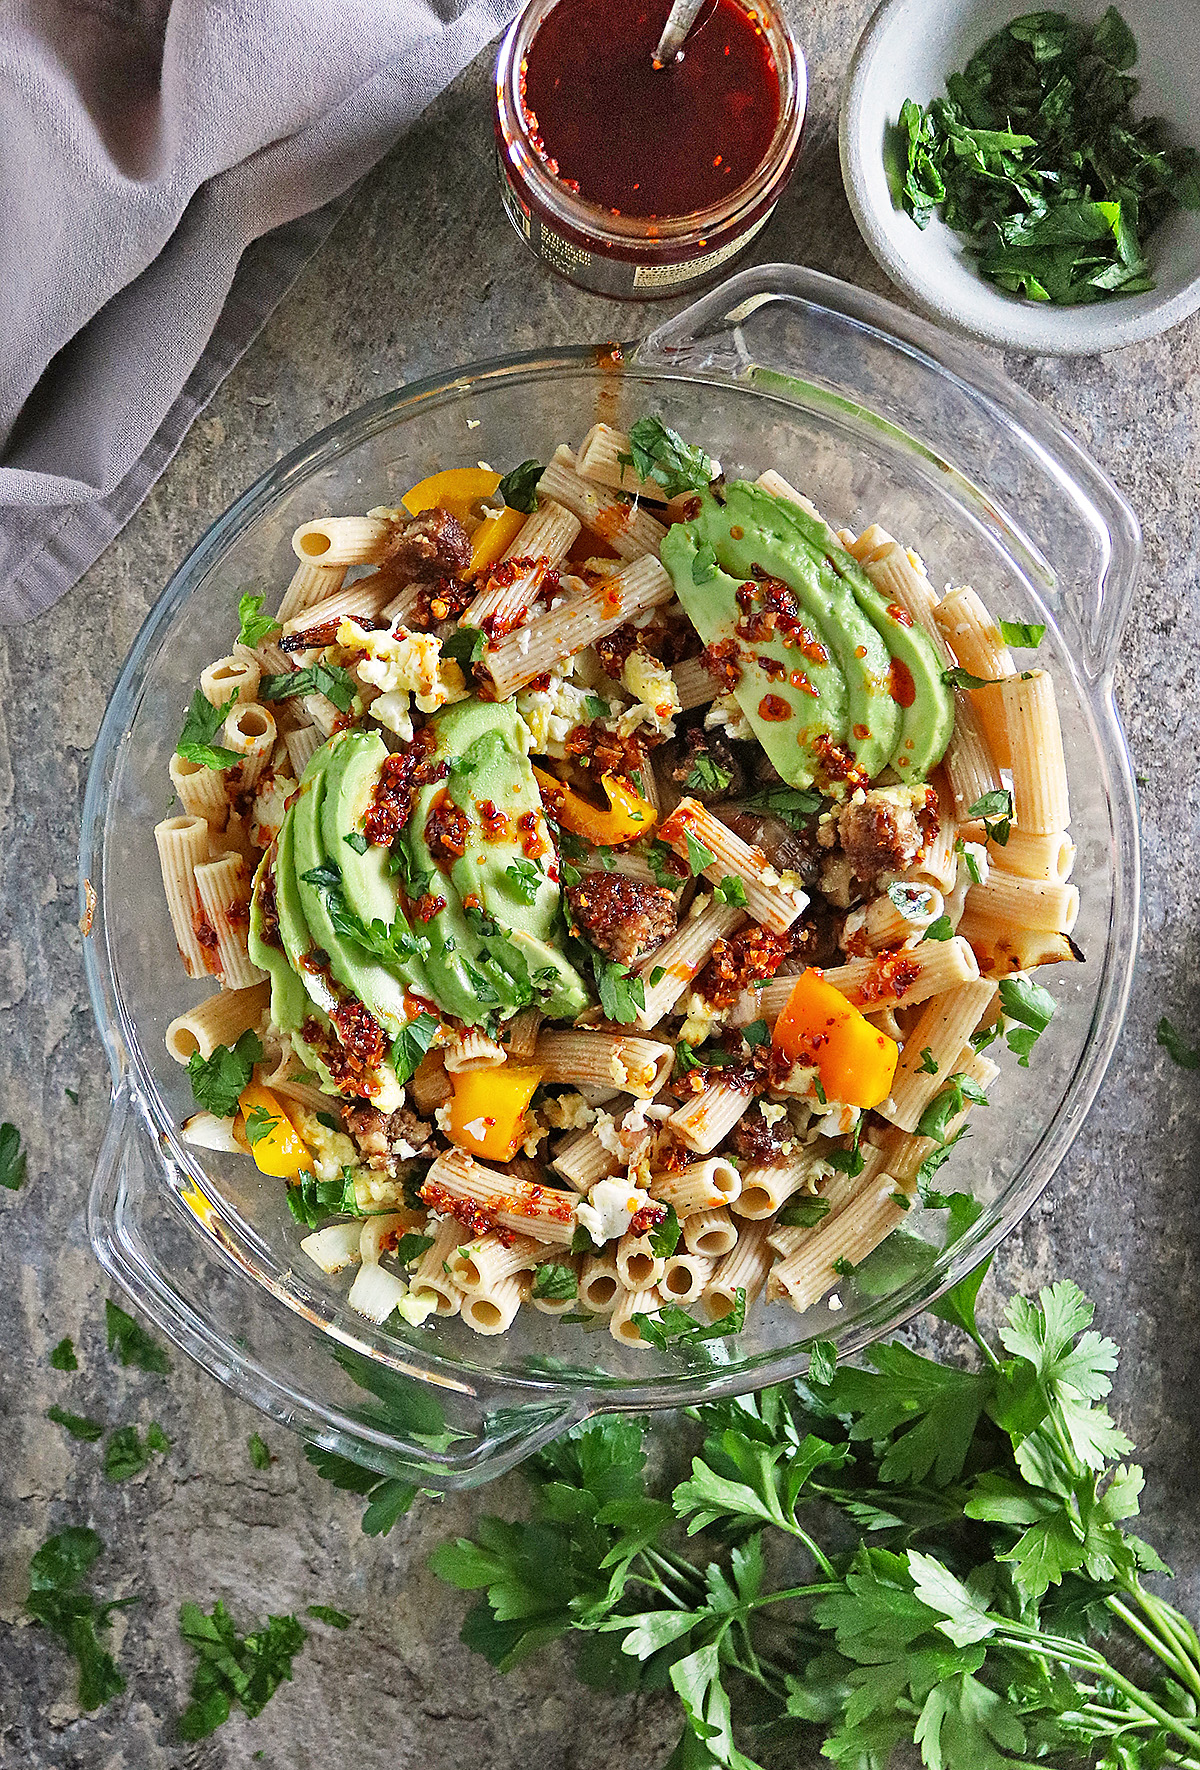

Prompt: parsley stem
[
  {"left": 1109, "top": 1594, "right": 1200, "bottom": 1701},
  {"left": 999, "top": 1635, "right": 1200, "bottom": 1757},
  {"left": 786, "top": 1523, "right": 836, "bottom": 1580},
  {"left": 1134, "top": 1589, "right": 1200, "bottom": 1702}
]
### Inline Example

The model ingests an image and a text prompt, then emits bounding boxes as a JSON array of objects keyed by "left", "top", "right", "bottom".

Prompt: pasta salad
[{"left": 157, "top": 418, "right": 1076, "bottom": 1345}]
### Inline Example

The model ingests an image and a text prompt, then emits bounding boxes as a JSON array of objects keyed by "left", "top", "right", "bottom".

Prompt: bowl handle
[
  {"left": 88, "top": 1076, "right": 590, "bottom": 1490},
  {"left": 635, "top": 263, "right": 1141, "bottom": 681}
]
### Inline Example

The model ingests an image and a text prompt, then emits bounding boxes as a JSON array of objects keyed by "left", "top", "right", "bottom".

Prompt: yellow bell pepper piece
[
  {"left": 533, "top": 767, "right": 657, "bottom": 847},
  {"left": 402, "top": 467, "right": 502, "bottom": 527},
  {"left": 772, "top": 969, "right": 899, "bottom": 1111},
  {"left": 237, "top": 1081, "right": 312, "bottom": 1180},
  {"left": 469, "top": 504, "right": 527, "bottom": 574},
  {"left": 448, "top": 1064, "right": 544, "bottom": 1164}
]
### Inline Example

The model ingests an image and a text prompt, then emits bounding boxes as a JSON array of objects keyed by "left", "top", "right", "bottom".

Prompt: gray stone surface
[{"left": 2, "top": 5, "right": 1199, "bottom": 1763}]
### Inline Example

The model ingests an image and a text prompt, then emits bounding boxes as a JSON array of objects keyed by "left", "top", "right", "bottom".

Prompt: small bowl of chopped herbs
[{"left": 840, "top": 0, "right": 1200, "bottom": 352}]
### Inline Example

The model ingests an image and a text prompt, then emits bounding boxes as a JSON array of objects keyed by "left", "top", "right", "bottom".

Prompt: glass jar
[{"left": 493, "top": 0, "right": 807, "bottom": 298}]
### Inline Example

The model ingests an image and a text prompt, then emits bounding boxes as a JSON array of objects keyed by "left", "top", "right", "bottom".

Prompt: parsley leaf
[
  {"left": 0, "top": 1120, "right": 27, "bottom": 1190},
  {"left": 186, "top": 1030, "right": 263, "bottom": 1119},
  {"left": 999, "top": 620, "right": 1046, "bottom": 649},
  {"left": 178, "top": 1599, "right": 307, "bottom": 1738},
  {"left": 685, "top": 754, "right": 732, "bottom": 794},
  {"left": 620, "top": 416, "right": 715, "bottom": 497},
  {"left": 684, "top": 830, "right": 715, "bottom": 876},
  {"left": 917, "top": 1073, "right": 989, "bottom": 1144},
  {"left": 742, "top": 1018, "right": 769, "bottom": 1047},
  {"left": 584, "top": 694, "right": 611, "bottom": 721},
  {"left": 248, "top": 1432, "right": 272, "bottom": 1470},
  {"left": 968, "top": 788, "right": 1013, "bottom": 845},
  {"left": 104, "top": 1422, "right": 169, "bottom": 1483},
  {"left": 105, "top": 1299, "right": 171, "bottom": 1374},
  {"left": 394, "top": 1231, "right": 435, "bottom": 1265},
  {"left": 49, "top": 1336, "right": 78, "bottom": 1371},
  {"left": 739, "top": 784, "right": 824, "bottom": 827},
  {"left": 943, "top": 665, "right": 996, "bottom": 690},
  {"left": 1156, "top": 1015, "right": 1200, "bottom": 1070},
  {"left": 591, "top": 954, "right": 645, "bottom": 1025},
  {"left": 442, "top": 626, "right": 486, "bottom": 670},
  {"left": 306, "top": 1604, "right": 353, "bottom": 1628},
  {"left": 391, "top": 1012, "right": 440, "bottom": 1086},
  {"left": 779, "top": 1196, "right": 832, "bottom": 1228},
  {"left": 646, "top": 840, "right": 685, "bottom": 889},
  {"left": 176, "top": 688, "right": 240, "bottom": 770},
  {"left": 532, "top": 1262, "right": 578, "bottom": 1301},
  {"left": 498, "top": 459, "right": 542, "bottom": 513},
  {"left": 633, "top": 1289, "right": 746, "bottom": 1348},
  {"left": 505, "top": 858, "right": 543, "bottom": 903},
  {"left": 46, "top": 1404, "right": 104, "bottom": 1441},
  {"left": 343, "top": 830, "right": 369, "bottom": 855},
  {"left": 25, "top": 1529, "right": 136, "bottom": 1710},
  {"left": 237, "top": 589, "right": 280, "bottom": 648},
  {"left": 712, "top": 874, "right": 748, "bottom": 907},
  {"left": 998, "top": 976, "right": 1056, "bottom": 1067},
  {"left": 260, "top": 661, "right": 357, "bottom": 714},
  {"left": 921, "top": 914, "right": 954, "bottom": 942},
  {"left": 691, "top": 542, "right": 718, "bottom": 585},
  {"left": 243, "top": 1103, "right": 281, "bottom": 1149},
  {"left": 647, "top": 1204, "right": 681, "bottom": 1258}
]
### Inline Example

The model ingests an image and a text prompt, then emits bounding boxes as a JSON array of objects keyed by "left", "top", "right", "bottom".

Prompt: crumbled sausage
[
  {"left": 836, "top": 786, "right": 937, "bottom": 884},
  {"left": 729, "top": 1109, "right": 788, "bottom": 1165},
  {"left": 566, "top": 871, "right": 677, "bottom": 966},
  {"left": 391, "top": 507, "right": 472, "bottom": 581},
  {"left": 694, "top": 925, "right": 793, "bottom": 1009},
  {"left": 345, "top": 1102, "right": 434, "bottom": 1171}
]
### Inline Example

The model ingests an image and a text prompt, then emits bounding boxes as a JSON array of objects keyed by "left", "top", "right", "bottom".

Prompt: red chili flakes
[
  {"left": 700, "top": 636, "right": 742, "bottom": 692},
  {"left": 425, "top": 790, "right": 470, "bottom": 864},
  {"left": 478, "top": 799, "right": 510, "bottom": 842},
  {"left": 629, "top": 1199, "right": 668, "bottom": 1239},
  {"left": 790, "top": 671, "right": 819, "bottom": 698},
  {"left": 226, "top": 897, "right": 250, "bottom": 929},
  {"left": 565, "top": 723, "right": 650, "bottom": 778},
  {"left": 417, "top": 575, "right": 475, "bottom": 626},
  {"left": 517, "top": 809, "right": 547, "bottom": 859},
  {"left": 413, "top": 891, "right": 447, "bottom": 922},
  {"left": 736, "top": 572, "right": 830, "bottom": 663},
  {"left": 852, "top": 723, "right": 870, "bottom": 741},
  {"left": 814, "top": 733, "right": 868, "bottom": 789},
  {"left": 364, "top": 727, "right": 445, "bottom": 847},
  {"left": 594, "top": 623, "right": 640, "bottom": 678},
  {"left": 194, "top": 913, "right": 219, "bottom": 952},
  {"left": 758, "top": 654, "right": 786, "bottom": 680},
  {"left": 855, "top": 949, "right": 923, "bottom": 1004},
  {"left": 695, "top": 925, "right": 793, "bottom": 1009},
  {"left": 420, "top": 1178, "right": 505, "bottom": 1243},
  {"left": 258, "top": 865, "right": 281, "bottom": 948},
  {"left": 331, "top": 996, "right": 388, "bottom": 1069},
  {"left": 759, "top": 694, "right": 791, "bottom": 721}
]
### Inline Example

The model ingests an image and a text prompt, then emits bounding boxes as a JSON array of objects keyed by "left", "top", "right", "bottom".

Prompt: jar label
[{"left": 631, "top": 212, "right": 773, "bottom": 289}]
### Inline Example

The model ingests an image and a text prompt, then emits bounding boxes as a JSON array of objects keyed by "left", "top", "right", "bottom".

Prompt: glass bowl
[{"left": 82, "top": 265, "right": 1140, "bottom": 1490}]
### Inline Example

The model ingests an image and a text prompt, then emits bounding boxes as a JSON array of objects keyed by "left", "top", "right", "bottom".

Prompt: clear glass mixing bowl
[{"left": 82, "top": 266, "right": 1141, "bottom": 1490}]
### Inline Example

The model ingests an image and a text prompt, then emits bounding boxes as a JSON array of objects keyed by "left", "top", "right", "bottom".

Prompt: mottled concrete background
[{"left": 2, "top": 3, "right": 1198, "bottom": 1764}]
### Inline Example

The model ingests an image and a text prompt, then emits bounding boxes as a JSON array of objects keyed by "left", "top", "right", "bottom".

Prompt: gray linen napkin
[{"left": 0, "top": 0, "right": 518, "bottom": 624}]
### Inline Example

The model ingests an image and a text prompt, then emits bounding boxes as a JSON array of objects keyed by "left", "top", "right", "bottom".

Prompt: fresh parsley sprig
[
  {"left": 618, "top": 416, "right": 715, "bottom": 499},
  {"left": 175, "top": 688, "right": 240, "bottom": 771}
]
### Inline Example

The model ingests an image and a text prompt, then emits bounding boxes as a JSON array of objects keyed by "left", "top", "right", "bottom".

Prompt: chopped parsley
[
  {"left": 306, "top": 1605, "right": 353, "bottom": 1629},
  {"left": 505, "top": 858, "right": 543, "bottom": 903},
  {"left": 918, "top": 1047, "right": 940, "bottom": 1076},
  {"left": 343, "top": 830, "right": 369, "bottom": 855},
  {"left": 999, "top": 975, "right": 1057, "bottom": 1066},
  {"left": 175, "top": 688, "right": 239, "bottom": 770},
  {"left": 894, "top": 12, "right": 1199, "bottom": 305},
  {"left": 739, "top": 784, "right": 823, "bottom": 828},
  {"left": 619, "top": 416, "right": 715, "bottom": 498},
  {"left": 967, "top": 787, "right": 1013, "bottom": 845},
  {"left": 942, "top": 665, "right": 996, "bottom": 691},
  {"left": 712, "top": 874, "right": 748, "bottom": 907},
  {"left": 646, "top": 840, "right": 684, "bottom": 889},
  {"left": 632, "top": 1287, "right": 746, "bottom": 1348},
  {"left": 394, "top": 1232, "right": 435, "bottom": 1265},
  {"left": 498, "top": 459, "right": 542, "bottom": 513},
  {"left": 46, "top": 1404, "right": 103, "bottom": 1442},
  {"left": 1157, "top": 1016, "right": 1200, "bottom": 1070},
  {"left": 684, "top": 830, "right": 716, "bottom": 876},
  {"left": 593, "top": 956, "right": 645, "bottom": 1026},
  {"left": 742, "top": 1019, "right": 769, "bottom": 1047},
  {"left": 177, "top": 1599, "right": 307, "bottom": 1740},
  {"left": 921, "top": 914, "right": 954, "bottom": 942},
  {"left": 237, "top": 588, "right": 280, "bottom": 648},
  {"left": 0, "top": 1120, "right": 26, "bottom": 1190},
  {"left": 287, "top": 1169, "right": 362, "bottom": 1231},
  {"left": 103, "top": 1422, "right": 170, "bottom": 1483},
  {"left": 260, "top": 661, "right": 357, "bottom": 714},
  {"left": 49, "top": 1336, "right": 78, "bottom": 1371},
  {"left": 999, "top": 620, "right": 1046, "bottom": 649},
  {"left": 691, "top": 542, "right": 718, "bottom": 584},
  {"left": 24, "top": 1529, "right": 137, "bottom": 1711},
  {"left": 648, "top": 1204, "right": 681, "bottom": 1258},
  {"left": 442, "top": 625, "right": 486, "bottom": 670},
  {"left": 584, "top": 694, "right": 611, "bottom": 721},
  {"left": 917, "top": 1072, "right": 990, "bottom": 1144},
  {"left": 955, "top": 835, "right": 984, "bottom": 884},
  {"left": 531, "top": 1262, "right": 578, "bottom": 1301},
  {"left": 105, "top": 1299, "right": 171, "bottom": 1374},
  {"left": 686, "top": 754, "right": 732, "bottom": 794},
  {"left": 831, "top": 1255, "right": 856, "bottom": 1279},
  {"left": 391, "top": 1013, "right": 440, "bottom": 1086},
  {"left": 248, "top": 1433, "right": 272, "bottom": 1470},
  {"left": 243, "top": 1104, "right": 281, "bottom": 1149},
  {"left": 186, "top": 1031, "right": 263, "bottom": 1120}
]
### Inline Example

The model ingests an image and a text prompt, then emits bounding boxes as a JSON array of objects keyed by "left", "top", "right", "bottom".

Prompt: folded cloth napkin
[{"left": 0, "top": 0, "right": 518, "bottom": 625}]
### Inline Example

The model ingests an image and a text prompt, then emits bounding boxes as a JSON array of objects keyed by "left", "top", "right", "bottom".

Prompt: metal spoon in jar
[{"left": 652, "top": 0, "right": 711, "bottom": 66}]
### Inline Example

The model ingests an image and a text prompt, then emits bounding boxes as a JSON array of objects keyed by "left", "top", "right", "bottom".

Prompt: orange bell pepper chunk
[
  {"left": 533, "top": 767, "right": 657, "bottom": 847},
  {"left": 402, "top": 467, "right": 501, "bottom": 527},
  {"left": 470, "top": 505, "right": 527, "bottom": 575},
  {"left": 237, "top": 1081, "right": 312, "bottom": 1180},
  {"left": 448, "top": 1064, "right": 544, "bottom": 1163},
  {"left": 772, "top": 969, "right": 899, "bottom": 1111}
]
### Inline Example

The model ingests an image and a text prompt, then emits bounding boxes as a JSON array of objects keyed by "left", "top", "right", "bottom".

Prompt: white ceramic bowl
[{"left": 840, "top": 0, "right": 1200, "bottom": 354}]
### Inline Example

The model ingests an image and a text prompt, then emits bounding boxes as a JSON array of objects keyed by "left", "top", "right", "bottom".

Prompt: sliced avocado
[
  {"left": 403, "top": 785, "right": 503, "bottom": 1027},
  {"left": 272, "top": 800, "right": 340, "bottom": 1022},
  {"left": 763, "top": 493, "right": 955, "bottom": 781},
  {"left": 247, "top": 847, "right": 339, "bottom": 1093},
  {"left": 292, "top": 752, "right": 412, "bottom": 1041},
  {"left": 663, "top": 485, "right": 900, "bottom": 787},
  {"left": 320, "top": 727, "right": 436, "bottom": 1000}
]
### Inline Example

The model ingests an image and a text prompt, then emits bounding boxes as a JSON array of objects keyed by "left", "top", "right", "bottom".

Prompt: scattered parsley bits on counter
[
  {"left": 177, "top": 1600, "right": 307, "bottom": 1740},
  {"left": 46, "top": 1404, "right": 104, "bottom": 1442},
  {"left": 248, "top": 1432, "right": 272, "bottom": 1470},
  {"left": 24, "top": 1529, "right": 137, "bottom": 1711},
  {"left": 104, "top": 1299, "right": 172, "bottom": 1374},
  {"left": 103, "top": 1422, "right": 169, "bottom": 1483},
  {"left": 306, "top": 1605, "right": 353, "bottom": 1629},
  {"left": 0, "top": 1120, "right": 27, "bottom": 1190},
  {"left": 894, "top": 7, "right": 1200, "bottom": 305},
  {"left": 49, "top": 1335, "right": 78, "bottom": 1370},
  {"left": 1157, "top": 1015, "right": 1200, "bottom": 1069}
]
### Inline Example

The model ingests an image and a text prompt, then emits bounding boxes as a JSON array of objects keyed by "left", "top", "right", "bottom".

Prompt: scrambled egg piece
[
  {"left": 289, "top": 1106, "right": 359, "bottom": 1182},
  {"left": 618, "top": 651, "right": 680, "bottom": 740},
  {"left": 704, "top": 693, "right": 753, "bottom": 742},
  {"left": 577, "top": 1176, "right": 644, "bottom": 1245},
  {"left": 338, "top": 619, "right": 468, "bottom": 741},
  {"left": 516, "top": 674, "right": 596, "bottom": 758},
  {"left": 249, "top": 772, "right": 297, "bottom": 849}
]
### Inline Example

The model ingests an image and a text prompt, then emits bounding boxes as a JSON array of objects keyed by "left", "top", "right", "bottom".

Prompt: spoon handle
[{"left": 653, "top": 0, "right": 708, "bottom": 65}]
